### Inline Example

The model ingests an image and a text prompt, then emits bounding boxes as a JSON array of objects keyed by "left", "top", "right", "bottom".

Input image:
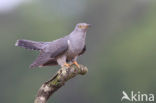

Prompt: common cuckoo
[{"left": 15, "top": 23, "right": 91, "bottom": 68}]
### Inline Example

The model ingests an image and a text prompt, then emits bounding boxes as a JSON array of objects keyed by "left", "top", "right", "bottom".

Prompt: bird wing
[
  {"left": 45, "top": 38, "right": 68, "bottom": 58},
  {"left": 30, "top": 51, "right": 51, "bottom": 68},
  {"left": 30, "top": 38, "right": 68, "bottom": 68}
]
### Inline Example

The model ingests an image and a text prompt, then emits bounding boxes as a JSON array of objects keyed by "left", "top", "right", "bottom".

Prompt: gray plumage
[{"left": 15, "top": 23, "right": 90, "bottom": 68}]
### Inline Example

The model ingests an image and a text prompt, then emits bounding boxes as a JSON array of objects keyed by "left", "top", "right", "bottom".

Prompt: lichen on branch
[{"left": 34, "top": 64, "right": 88, "bottom": 103}]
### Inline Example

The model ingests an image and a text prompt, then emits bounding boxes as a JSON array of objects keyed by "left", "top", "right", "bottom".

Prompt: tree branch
[{"left": 34, "top": 64, "right": 88, "bottom": 103}]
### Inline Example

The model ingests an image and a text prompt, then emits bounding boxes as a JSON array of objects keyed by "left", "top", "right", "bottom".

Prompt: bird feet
[
  {"left": 63, "top": 63, "right": 70, "bottom": 68},
  {"left": 73, "top": 61, "right": 80, "bottom": 68},
  {"left": 63, "top": 62, "right": 80, "bottom": 68}
]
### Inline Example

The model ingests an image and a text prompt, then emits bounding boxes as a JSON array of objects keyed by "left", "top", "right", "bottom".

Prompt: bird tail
[{"left": 15, "top": 39, "right": 44, "bottom": 50}]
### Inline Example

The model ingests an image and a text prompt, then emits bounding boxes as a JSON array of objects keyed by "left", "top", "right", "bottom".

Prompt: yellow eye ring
[{"left": 78, "top": 25, "right": 82, "bottom": 28}]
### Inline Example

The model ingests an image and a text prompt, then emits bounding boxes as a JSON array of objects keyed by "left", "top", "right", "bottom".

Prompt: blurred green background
[{"left": 0, "top": 0, "right": 156, "bottom": 103}]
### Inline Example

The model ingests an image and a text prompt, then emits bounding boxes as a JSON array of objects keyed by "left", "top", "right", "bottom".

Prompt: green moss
[{"left": 49, "top": 77, "right": 62, "bottom": 87}]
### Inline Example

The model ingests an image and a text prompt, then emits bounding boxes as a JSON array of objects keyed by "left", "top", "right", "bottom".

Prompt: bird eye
[{"left": 78, "top": 25, "right": 82, "bottom": 28}]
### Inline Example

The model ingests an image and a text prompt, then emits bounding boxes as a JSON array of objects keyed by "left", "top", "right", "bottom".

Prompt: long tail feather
[{"left": 15, "top": 39, "right": 43, "bottom": 50}]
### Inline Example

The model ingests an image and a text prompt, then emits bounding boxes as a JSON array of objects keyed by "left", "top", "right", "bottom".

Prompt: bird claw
[
  {"left": 63, "top": 63, "right": 70, "bottom": 68},
  {"left": 73, "top": 61, "right": 80, "bottom": 68}
]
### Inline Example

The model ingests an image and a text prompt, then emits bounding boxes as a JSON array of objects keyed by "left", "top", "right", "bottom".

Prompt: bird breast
[{"left": 67, "top": 38, "right": 85, "bottom": 57}]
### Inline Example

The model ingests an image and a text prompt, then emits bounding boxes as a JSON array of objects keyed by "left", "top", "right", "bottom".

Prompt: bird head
[{"left": 75, "top": 23, "right": 91, "bottom": 32}]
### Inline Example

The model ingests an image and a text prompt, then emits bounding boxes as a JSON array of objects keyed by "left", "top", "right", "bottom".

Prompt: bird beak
[{"left": 87, "top": 24, "right": 92, "bottom": 28}]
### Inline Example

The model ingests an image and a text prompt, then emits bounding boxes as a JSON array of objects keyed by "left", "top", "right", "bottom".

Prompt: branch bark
[{"left": 34, "top": 64, "right": 88, "bottom": 103}]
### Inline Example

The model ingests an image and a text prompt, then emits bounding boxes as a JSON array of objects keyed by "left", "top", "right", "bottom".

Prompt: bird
[{"left": 15, "top": 23, "right": 91, "bottom": 68}]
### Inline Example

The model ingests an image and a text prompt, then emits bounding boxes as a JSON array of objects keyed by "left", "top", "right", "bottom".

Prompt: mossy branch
[{"left": 34, "top": 64, "right": 88, "bottom": 103}]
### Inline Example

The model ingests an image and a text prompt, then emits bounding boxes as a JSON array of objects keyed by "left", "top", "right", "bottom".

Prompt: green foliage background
[{"left": 0, "top": 0, "right": 156, "bottom": 103}]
